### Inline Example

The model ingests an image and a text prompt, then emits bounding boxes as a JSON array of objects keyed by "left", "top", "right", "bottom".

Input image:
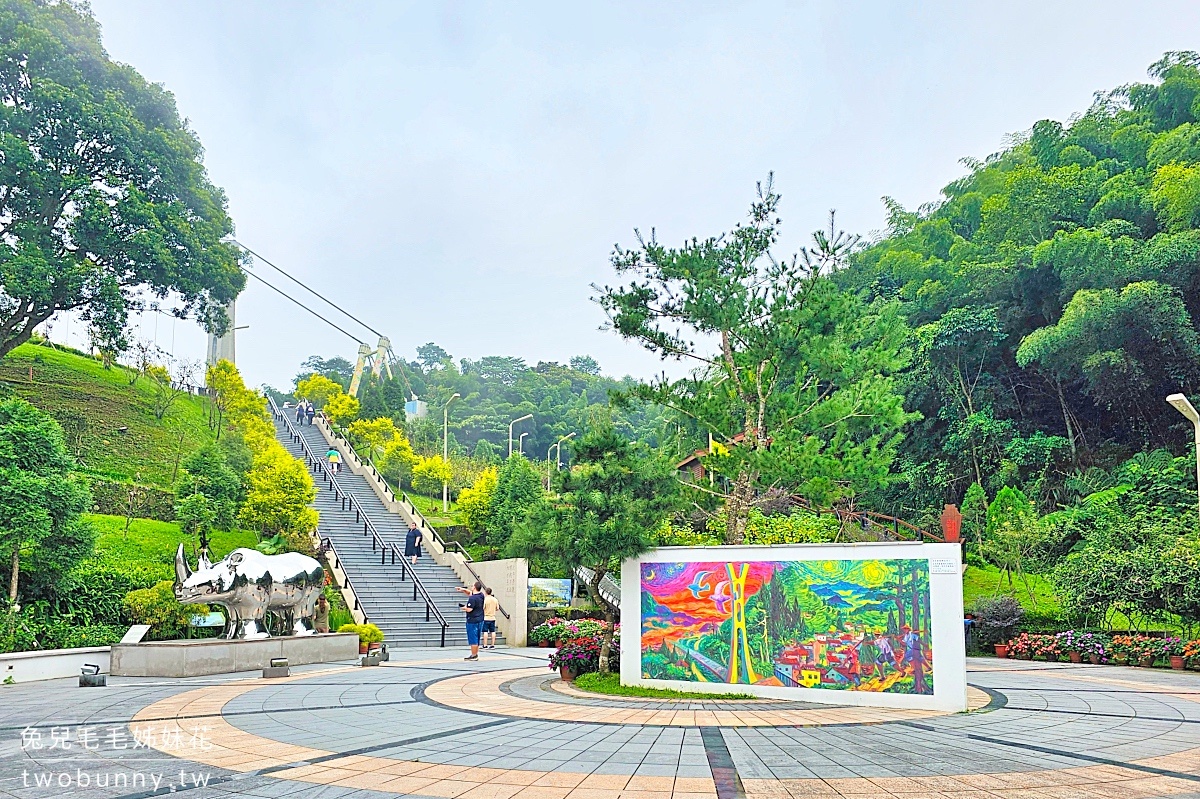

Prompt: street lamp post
[
  {"left": 1167, "top": 393, "right": 1200, "bottom": 525},
  {"left": 508, "top": 413, "right": 533, "bottom": 457},
  {"left": 443, "top": 393, "right": 460, "bottom": 512},
  {"left": 546, "top": 432, "right": 576, "bottom": 490},
  {"left": 519, "top": 432, "right": 529, "bottom": 455}
]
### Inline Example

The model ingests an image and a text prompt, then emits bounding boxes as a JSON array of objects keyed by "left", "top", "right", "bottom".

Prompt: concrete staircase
[{"left": 272, "top": 409, "right": 493, "bottom": 648}]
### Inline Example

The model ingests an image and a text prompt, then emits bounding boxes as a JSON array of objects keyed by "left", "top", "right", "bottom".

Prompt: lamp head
[
  {"left": 1167, "top": 393, "right": 1200, "bottom": 425},
  {"left": 515, "top": 413, "right": 533, "bottom": 423}
]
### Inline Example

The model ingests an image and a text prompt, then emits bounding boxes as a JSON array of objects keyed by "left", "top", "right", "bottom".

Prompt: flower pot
[
  {"left": 359, "top": 643, "right": 368, "bottom": 654},
  {"left": 1138, "top": 655, "right": 1155, "bottom": 667},
  {"left": 538, "top": 640, "right": 550, "bottom": 648},
  {"left": 1088, "top": 654, "right": 1101, "bottom": 665},
  {"left": 993, "top": 644, "right": 1009, "bottom": 659},
  {"left": 1170, "top": 655, "right": 1185, "bottom": 670},
  {"left": 558, "top": 666, "right": 576, "bottom": 682},
  {"left": 1067, "top": 650, "right": 1082, "bottom": 664}
]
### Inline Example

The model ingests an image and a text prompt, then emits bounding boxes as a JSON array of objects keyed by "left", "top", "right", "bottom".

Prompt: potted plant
[
  {"left": 1006, "top": 632, "right": 1033, "bottom": 660},
  {"left": 1183, "top": 639, "right": 1200, "bottom": 671},
  {"left": 971, "top": 596, "right": 1024, "bottom": 658},
  {"left": 547, "top": 631, "right": 618, "bottom": 681},
  {"left": 339, "top": 622, "right": 384, "bottom": 654},
  {"left": 1114, "top": 635, "right": 1160, "bottom": 667},
  {"left": 1076, "top": 632, "right": 1108, "bottom": 665},
  {"left": 529, "top": 618, "right": 566, "bottom": 648},
  {"left": 360, "top": 623, "right": 385, "bottom": 652},
  {"left": 549, "top": 636, "right": 598, "bottom": 681},
  {"left": 1056, "top": 630, "right": 1082, "bottom": 663},
  {"left": 1162, "top": 638, "right": 1186, "bottom": 670},
  {"left": 1030, "top": 634, "right": 1062, "bottom": 662}
]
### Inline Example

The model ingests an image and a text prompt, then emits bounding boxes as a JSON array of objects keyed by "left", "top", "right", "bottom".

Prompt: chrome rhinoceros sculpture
[{"left": 174, "top": 545, "right": 324, "bottom": 639}]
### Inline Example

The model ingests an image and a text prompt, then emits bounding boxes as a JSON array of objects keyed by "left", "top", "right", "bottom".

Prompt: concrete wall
[
  {"left": 472, "top": 558, "right": 529, "bottom": 647},
  {"left": 621, "top": 542, "right": 967, "bottom": 712},
  {"left": 111, "top": 633, "right": 359, "bottom": 677},
  {"left": 0, "top": 646, "right": 111, "bottom": 684}
]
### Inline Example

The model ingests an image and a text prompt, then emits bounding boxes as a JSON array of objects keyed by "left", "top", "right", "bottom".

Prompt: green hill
[{"left": 0, "top": 341, "right": 215, "bottom": 490}]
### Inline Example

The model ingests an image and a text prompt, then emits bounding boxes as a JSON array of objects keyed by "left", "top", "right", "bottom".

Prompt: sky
[{"left": 59, "top": 1, "right": 1200, "bottom": 390}]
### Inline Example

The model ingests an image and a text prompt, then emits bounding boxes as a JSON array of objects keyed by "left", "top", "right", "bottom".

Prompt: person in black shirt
[{"left": 456, "top": 581, "right": 485, "bottom": 660}]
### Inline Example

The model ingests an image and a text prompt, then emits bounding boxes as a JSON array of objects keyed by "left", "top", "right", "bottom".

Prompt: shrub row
[{"left": 86, "top": 478, "right": 176, "bottom": 522}]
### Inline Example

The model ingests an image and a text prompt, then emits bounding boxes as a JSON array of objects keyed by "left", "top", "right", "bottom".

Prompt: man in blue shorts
[{"left": 457, "top": 581, "right": 485, "bottom": 660}]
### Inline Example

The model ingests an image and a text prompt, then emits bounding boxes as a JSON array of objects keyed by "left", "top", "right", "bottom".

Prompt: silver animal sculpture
[{"left": 174, "top": 545, "right": 325, "bottom": 639}]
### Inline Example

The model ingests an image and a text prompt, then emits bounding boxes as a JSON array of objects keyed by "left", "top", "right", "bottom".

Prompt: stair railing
[
  {"left": 320, "top": 535, "right": 367, "bottom": 622},
  {"left": 313, "top": 411, "right": 510, "bottom": 622},
  {"left": 270, "top": 399, "right": 450, "bottom": 646},
  {"left": 318, "top": 416, "right": 481, "bottom": 563}
]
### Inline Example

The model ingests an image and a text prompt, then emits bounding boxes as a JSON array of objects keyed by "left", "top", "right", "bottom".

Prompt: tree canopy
[
  {"left": 838, "top": 52, "right": 1200, "bottom": 518},
  {"left": 0, "top": 0, "right": 244, "bottom": 359},
  {"left": 0, "top": 397, "right": 91, "bottom": 603},
  {"left": 596, "top": 180, "right": 913, "bottom": 542},
  {"left": 507, "top": 423, "right": 679, "bottom": 671}
]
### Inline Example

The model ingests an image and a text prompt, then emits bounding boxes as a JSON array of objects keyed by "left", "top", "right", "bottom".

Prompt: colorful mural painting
[{"left": 640, "top": 559, "right": 933, "bottom": 694}]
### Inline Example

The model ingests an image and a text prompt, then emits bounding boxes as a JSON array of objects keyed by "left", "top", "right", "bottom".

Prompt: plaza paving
[{"left": 0, "top": 649, "right": 1197, "bottom": 799}]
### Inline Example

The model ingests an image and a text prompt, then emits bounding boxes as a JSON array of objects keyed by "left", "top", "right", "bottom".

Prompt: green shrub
[
  {"left": 86, "top": 478, "right": 177, "bottom": 521},
  {"left": 338, "top": 622, "right": 383, "bottom": 643},
  {"left": 123, "top": 580, "right": 204, "bottom": 641}
]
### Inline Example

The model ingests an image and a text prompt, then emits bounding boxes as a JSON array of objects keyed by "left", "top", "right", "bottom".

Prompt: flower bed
[
  {"left": 529, "top": 617, "right": 611, "bottom": 645},
  {"left": 1002, "top": 631, "right": 1200, "bottom": 668},
  {"left": 546, "top": 625, "right": 620, "bottom": 677}
]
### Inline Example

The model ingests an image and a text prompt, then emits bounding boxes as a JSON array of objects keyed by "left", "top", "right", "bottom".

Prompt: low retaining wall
[
  {"left": 0, "top": 646, "right": 111, "bottom": 684},
  {"left": 110, "top": 633, "right": 359, "bottom": 677}
]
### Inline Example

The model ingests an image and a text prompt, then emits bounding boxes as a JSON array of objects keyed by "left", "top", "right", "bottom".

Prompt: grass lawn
[
  {"left": 405, "top": 490, "right": 462, "bottom": 527},
  {"left": 86, "top": 513, "right": 259, "bottom": 582},
  {"left": 962, "top": 563, "right": 1062, "bottom": 618},
  {"left": 573, "top": 672, "right": 756, "bottom": 700},
  {"left": 0, "top": 342, "right": 216, "bottom": 489},
  {"left": 962, "top": 561, "right": 1178, "bottom": 633}
]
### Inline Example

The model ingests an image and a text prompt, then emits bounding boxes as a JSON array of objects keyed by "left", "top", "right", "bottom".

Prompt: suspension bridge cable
[
  {"left": 237, "top": 267, "right": 368, "bottom": 346},
  {"left": 233, "top": 240, "right": 384, "bottom": 339}
]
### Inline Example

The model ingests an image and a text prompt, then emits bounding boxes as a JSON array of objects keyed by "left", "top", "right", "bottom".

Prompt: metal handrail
[
  {"left": 270, "top": 399, "right": 450, "bottom": 645},
  {"left": 321, "top": 535, "right": 367, "bottom": 622},
  {"left": 322, "top": 420, "right": 474, "bottom": 560},
  {"left": 322, "top": 416, "right": 510, "bottom": 620}
]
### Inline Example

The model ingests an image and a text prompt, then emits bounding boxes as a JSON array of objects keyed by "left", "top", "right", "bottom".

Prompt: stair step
[{"left": 274, "top": 415, "right": 488, "bottom": 649}]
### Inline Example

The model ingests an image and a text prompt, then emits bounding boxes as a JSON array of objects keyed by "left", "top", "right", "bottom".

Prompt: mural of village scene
[{"left": 640, "top": 559, "right": 933, "bottom": 694}]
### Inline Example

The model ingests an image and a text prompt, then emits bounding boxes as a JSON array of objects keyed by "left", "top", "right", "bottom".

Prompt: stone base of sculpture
[{"left": 109, "top": 633, "right": 359, "bottom": 678}]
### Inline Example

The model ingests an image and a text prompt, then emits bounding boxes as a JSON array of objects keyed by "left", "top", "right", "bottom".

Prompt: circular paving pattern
[
  {"left": 111, "top": 653, "right": 1200, "bottom": 798},
  {"left": 422, "top": 667, "right": 994, "bottom": 726},
  {"left": 9, "top": 651, "right": 1198, "bottom": 799}
]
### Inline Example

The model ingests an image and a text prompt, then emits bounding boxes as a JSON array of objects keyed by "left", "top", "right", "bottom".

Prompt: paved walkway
[{"left": 0, "top": 650, "right": 1198, "bottom": 798}]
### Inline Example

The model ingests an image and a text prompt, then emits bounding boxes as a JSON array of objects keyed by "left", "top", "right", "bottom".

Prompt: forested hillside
[
  {"left": 841, "top": 51, "right": 1200, "bottom": 523},
  {"left": 292, "top": 349, "right": 673, "bottom": 463}
]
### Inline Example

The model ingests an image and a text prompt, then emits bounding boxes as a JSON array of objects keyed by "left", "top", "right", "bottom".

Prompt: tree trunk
[
  {"left": 1054, "top": 378, "right": 1078, "bottom": 463},
  {"left": 724, "top": 471, "right": 753, "bottom": 544},
  {"left": 8, "top": 545, "right": 19, "bottom": 603},
  {"left": 0, "top": 309, "right": 52, "bottom": 361},
  {"left": 585, "top": 569, "right": 616, "bottom": 675}
]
